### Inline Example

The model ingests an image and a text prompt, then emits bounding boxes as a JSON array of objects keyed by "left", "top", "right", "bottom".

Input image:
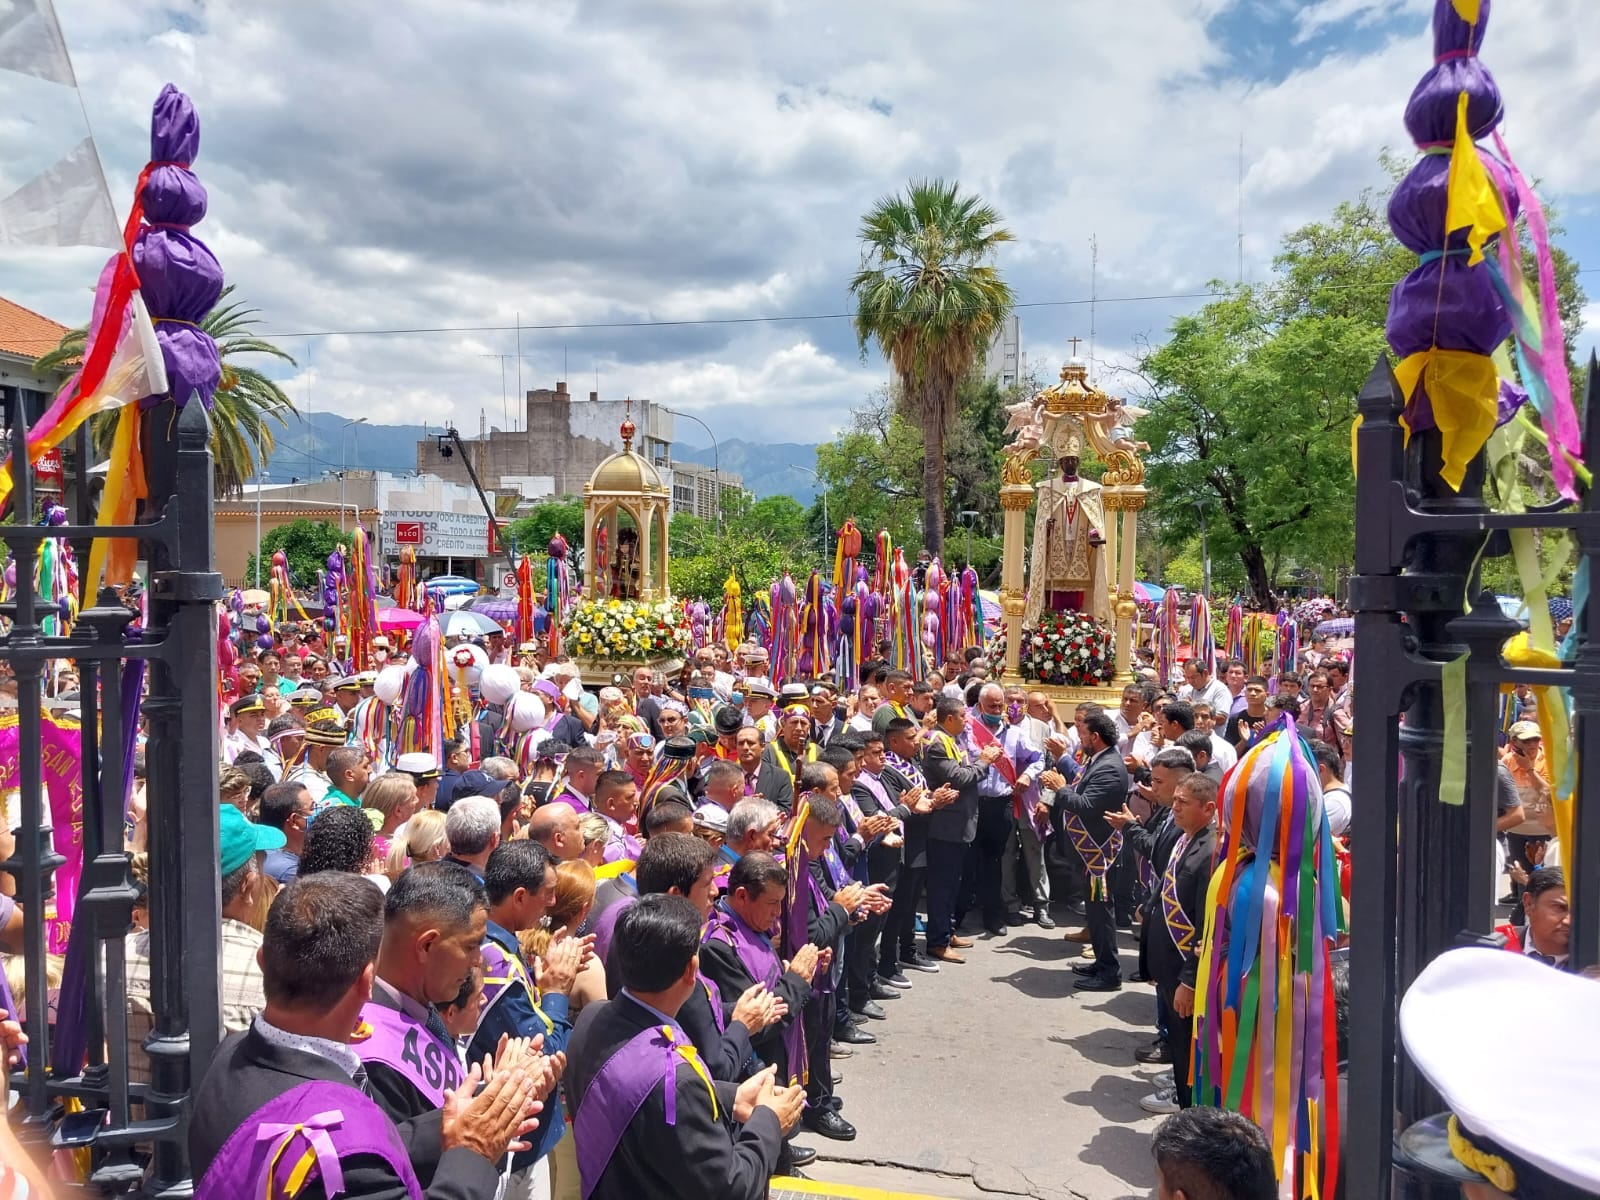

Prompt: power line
[{"left": 257, "top": 269, "right": 1600, "bottom": 341}]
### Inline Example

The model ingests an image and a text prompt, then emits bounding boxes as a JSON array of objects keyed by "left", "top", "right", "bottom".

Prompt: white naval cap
[{"left": 1399, "top": 946, "right": 1599, "bottom": 1197}]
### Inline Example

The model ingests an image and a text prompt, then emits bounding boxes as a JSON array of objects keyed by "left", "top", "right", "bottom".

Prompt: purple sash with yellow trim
[
  {"left": 1160, "top": 831, "right": 1197, "bottom": 953},
  {"left": 705, "top": 904, "right": 807, "bottom": 1084},
  {"left": 1064, "top": 814, "right": 1122, "bottom": 901},
  {"left": 196, "top": 1079, "right": 420, "bottom": 1200},
  {"left": 353, "top": 1001, "right": 464, "bottom": 1108},
  {"left": 480, "top": 935, "right": 556, "bottom": 1038},
  {"left": 574, "top": 1021, "right": 719, "bottom": 1200}
]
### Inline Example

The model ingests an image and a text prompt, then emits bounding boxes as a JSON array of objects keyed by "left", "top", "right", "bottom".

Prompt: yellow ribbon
[
  {"left": 661, "top": 1025, "right": 719, "bottom": 1120},
  {"left": 1445, "top": 90, "right": 1505, "bottom": 266},
  {"left": 1502, "top": 633, "right": 1572, "bottom": 870},
  {"left": 1450, "top": 0, "right": 1481, "bottom": 24}
]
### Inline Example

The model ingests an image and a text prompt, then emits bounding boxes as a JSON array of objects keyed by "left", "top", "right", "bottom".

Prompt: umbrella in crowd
[
  {"left": 441, "top": 610, "right": 506, "bottom": 639},
  {"left": 467, "top": 596, "right": 520, "bottom": 624},
  {"left": 376, "top": 607, "right": 426, "bottom": 632}
]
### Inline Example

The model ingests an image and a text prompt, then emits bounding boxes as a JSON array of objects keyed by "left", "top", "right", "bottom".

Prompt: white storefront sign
[{"left": 380, "top": 509, "right": 488, "bottom": 558}]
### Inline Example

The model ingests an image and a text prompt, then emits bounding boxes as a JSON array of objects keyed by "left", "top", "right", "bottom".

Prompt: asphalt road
[{"left": 802, "top": 914, "right": 1167, "bottom": 1200}]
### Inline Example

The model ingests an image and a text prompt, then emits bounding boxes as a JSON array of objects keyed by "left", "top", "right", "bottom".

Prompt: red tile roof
[{"left": 0, "top": 295, "right": 70, "bottom": 362}]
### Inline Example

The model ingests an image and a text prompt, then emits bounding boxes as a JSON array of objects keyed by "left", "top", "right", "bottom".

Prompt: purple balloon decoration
[
  {"left": 255, "top": 634, "right": 274, "bottom": 651},
  {"left": 1386, "top": 0, "right": 1513, "bottom": 439},
  {"left": 133, "top": 85, "right": 223, "bottom": 412},
  {"left": 255, "top": 613, "right": 270, "bottom": 634}
]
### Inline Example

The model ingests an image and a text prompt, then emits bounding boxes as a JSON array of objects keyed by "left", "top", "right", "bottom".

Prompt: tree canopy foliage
[
  {"left": 1132, "top": 183, "right": 1586, "bottom": 607},
  {"left": 244, "top": 518, "right": 342, "bottom": 590},
  {"left": 505, "top": 497, "right": 585, "bottom": 558},
  {"left": 669, "top": 494, "right": 814, "bottom": 602}
]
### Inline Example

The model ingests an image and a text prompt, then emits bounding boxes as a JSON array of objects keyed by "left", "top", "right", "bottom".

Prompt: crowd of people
[{"left": 0, "top": 600, "right": 1585, "bottom": 1200}]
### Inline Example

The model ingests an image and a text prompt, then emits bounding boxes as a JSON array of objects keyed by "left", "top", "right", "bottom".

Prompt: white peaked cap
[{"left": 1400, "top": 946, "right": 1600, "bottom": 1195}]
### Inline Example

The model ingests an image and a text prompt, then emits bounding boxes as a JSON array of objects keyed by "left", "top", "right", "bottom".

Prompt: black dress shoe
[
  {"left": 867, "top": 981, "right": 901, "bottom": 1001},
  {"left": 1130, "top": 971, "right": 1153, "bottom": 984},
  {"left": 1035, "top": 910, "right": 1057, "bottom": 930},
  {"left": 1115, "top": 914, "right": 1135, "bottom": 931},
  {"left": 850, "top": 1000, "right": 888, "bottom": 1021},
  {"left": 1005, "top": 911, "right": 1028, "bottom": 927},
  {"left": 835, "top": 1023, "right": 878, "bottom": 1045},
  {"left": 1136, "top": 1039, "right": 1173, "bottom": 1064},
  {"left": 787, "top": 1145, "right": 818, "bottom": 1169},
  {"left": 803, "top": 1109, "right": 858, "bottom": 1141},
  {"left": 1071, "top": 961, "right": 1100, "bottom": 976},
  {"left": 1063, "top": 900, "right": 1087, "bottom": 916},
  {"left": 1074, "top": 973, "right": 1123, "bottom": 993}
]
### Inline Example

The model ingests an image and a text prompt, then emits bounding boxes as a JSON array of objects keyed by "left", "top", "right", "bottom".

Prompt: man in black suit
[
  {"left": 1107, "top": 746, "right": 1193, "bottom": 1066},
  {"left": 189, "top": 873, "right": 546, "bottom": 1200},
  {"left": 1147, "top": 772, "right": 1219, "bottom": 1109},
  {"left": 1054, "top": 710, "right": 1132, "bottom": 991},
  {"left": 922, "top": 695, "right": 1002, "bottom": 964},
  {"left": 567, "top": 894, "right": 805, "bottom": 1199}
]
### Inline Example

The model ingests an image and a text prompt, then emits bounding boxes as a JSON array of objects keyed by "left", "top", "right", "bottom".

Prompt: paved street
[{"left": 799, "top": 917, "right": 1164, "bottom": 1200}]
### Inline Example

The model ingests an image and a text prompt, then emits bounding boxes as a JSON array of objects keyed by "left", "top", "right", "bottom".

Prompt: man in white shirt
[
  {"left": 224, "top": 694, "right": 281, "bottom": 776},
  {"left": 1179, "top": 658, "right": 1232, "bottom": 716},
  {"left": 1311, "top": 739, "right": 1351, "bottom": 837},
  {"left": 1190, "top": 702, "right": 1237, "bottom": 773}
]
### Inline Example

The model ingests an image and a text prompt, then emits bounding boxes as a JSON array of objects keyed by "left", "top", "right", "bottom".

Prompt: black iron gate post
[
  {"left": 140, "top": 394, "right": 225, "bottom": 1197},
  {"left": 1, "top": 388, "right": 222, "bottom": 1196},
  {"left": 1346, "top": 355, "right": 1600, "bottom": 1199}
]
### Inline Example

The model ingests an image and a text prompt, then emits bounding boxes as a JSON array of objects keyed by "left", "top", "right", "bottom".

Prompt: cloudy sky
[{"left": 4, "top": 0, "right": 1600, "bottom": 447}]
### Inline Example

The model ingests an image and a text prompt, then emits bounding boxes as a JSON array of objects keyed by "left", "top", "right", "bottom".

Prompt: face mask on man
[
  {"left": 1006, "top": 702, "right": 1023, "bottom": 724},
  {"left": 979, "top": 711, "right": 1004, "bottom": 730}
]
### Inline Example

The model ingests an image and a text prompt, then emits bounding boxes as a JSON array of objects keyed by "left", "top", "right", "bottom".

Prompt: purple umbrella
[{"left": 468, "top": 596, "right": 519, "bottom": 624}]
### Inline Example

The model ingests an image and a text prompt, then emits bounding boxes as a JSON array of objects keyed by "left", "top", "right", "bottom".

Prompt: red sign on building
[
  {"left": 394, "top": 521, "right": 423, "bottom": 545},
  {"left": 35, "top": 448, "right": 63, "bottom": 492}
]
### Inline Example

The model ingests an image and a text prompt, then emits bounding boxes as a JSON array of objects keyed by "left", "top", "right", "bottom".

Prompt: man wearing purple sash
[
  {"left": 1147, "top": 772, "right": 1218, "bottom": 1111},
  {"left": 700, "top": 852, "right": 823, "bottom": 1171},
  {"left": 549, "top": 744, "right": 604, "bottom": 814},
  {"left": 359, "top": 862, "right": 487, "bottom": 1189},
  {"left": 601, "top": 834, "right": 785, "bottom": 1084},
  {"left": 877, "top": 719, "right": 953, "bottom": 981},
  {"left": 190, "top": 873, "right": 545, "bottom": 1200},
  {"left": 850, "top": 730, "right": 937, "bottom": 996},
  {"left": 568, "top": 894, "right": 804, "bottom": 1199},
  {"left": 594, "top": 770, "right": 643, "bottom": 863},
  {"left": 784, "top": 791, "right": 890, "bottom": 1142}
]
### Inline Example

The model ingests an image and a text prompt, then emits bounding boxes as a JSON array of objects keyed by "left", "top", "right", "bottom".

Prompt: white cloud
[{"left": 0, "top": 0, "right": 1595, "bottom": 451}]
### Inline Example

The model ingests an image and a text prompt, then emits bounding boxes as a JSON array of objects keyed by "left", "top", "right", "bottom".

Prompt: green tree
[
  {"left": 33, "top": 284, "right": 297, "bottom": 499},
  {"left": 849, "top": 178, "right": 1015, "bottom": 556},
  {"left": 669, "top": 494, "right": 812, "bottom": 602},
  {"left": 506, "top": 497, "right": 586, "bottom": 557},
  {"left": 813, "top": 373, "right": 1021, "bottom": 579},
  {"left": 1133, "top": 182, "right": 1586, "bottom": 607},
  {"left": 244, "top": 518, "right": 343, "bottom": 590}
]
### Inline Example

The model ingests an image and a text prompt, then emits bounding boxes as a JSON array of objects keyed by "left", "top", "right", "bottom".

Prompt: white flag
[
  {"left": 0, "top": 0, "right": 76, "bottom": 86},
  {"left": 0, "top": 136, "right": 118, "bottom": 247}
]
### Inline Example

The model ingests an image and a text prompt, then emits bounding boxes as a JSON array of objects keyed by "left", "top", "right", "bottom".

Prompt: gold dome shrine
[{"left": 581, "top": 398, "right": 671, "bottom": 601}]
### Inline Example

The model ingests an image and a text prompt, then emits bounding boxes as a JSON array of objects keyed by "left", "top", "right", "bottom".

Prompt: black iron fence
[
  {"left": 1346, "top": 356, "right": 1600, "bottom": 1199},
  {"left": 2, "top": 391, "right": 222, "bottom": 1194}
]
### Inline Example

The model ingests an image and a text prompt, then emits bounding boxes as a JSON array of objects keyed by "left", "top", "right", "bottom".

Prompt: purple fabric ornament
[
  {"left": 1386, "top": 0, "right": 1512, "bottom": 441},
  {"left": 133, "top": 85, "right": 223, "bottom": 411}
]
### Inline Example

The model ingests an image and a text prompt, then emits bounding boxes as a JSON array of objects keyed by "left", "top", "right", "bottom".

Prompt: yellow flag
[
  {"left": 1392, "top": 347, "right": 1498, "bottom": 491},
  {"left": 1451, "top": 0, "right": 1481, "bottom": 23},
  {"left": 1445, "top": 91, "right": 1505, "bottom": 265}
]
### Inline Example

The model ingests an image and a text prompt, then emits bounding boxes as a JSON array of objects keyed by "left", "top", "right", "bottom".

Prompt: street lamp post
[
  {"left": 1193, "top": 498, "right": 1213, "bottom": 599},
  {"left": 959, "top": 510, "right": 979, "bottom": 567},
  {"left": 660, "top": 405, "right": 722, "bottom": 530},
  {"left": 254, "top": 468, "right": 268, "bottom": 588},
  {"left": 339, "top": 418, "right": 368, "bottom": 535}
]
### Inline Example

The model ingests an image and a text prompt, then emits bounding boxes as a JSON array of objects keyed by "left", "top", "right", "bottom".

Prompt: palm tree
[
  {"left": 33, "top": 284, "right": 297, "bottom": 498},
  {"left": 849, "top": 178, "right": 1014, "bottom": 557}
]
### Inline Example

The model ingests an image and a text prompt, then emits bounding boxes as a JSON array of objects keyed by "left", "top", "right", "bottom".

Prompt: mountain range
[{"left": 260, "top": 411, "right": 821, "bottom": 502}]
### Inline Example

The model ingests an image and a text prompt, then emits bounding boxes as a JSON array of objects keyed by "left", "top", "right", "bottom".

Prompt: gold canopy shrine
[{"left": 998, "top": 357, "right": 1147, "bottom": 700}]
